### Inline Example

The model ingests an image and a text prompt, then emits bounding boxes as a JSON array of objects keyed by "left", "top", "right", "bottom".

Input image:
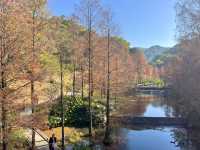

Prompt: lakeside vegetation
[
  {"left": 0, "top": 0, "right": 159, "bottom": 149},
  {"left": 138, "top": 79, "right": 165, "bottom": 87},
  {"left": 48, "top": 96, "right": 105, "bottom": 128},
  {"left": 1, "top": 0, "right": 200, "bottom": 150}
]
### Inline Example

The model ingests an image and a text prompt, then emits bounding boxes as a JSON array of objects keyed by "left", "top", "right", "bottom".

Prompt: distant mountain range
[{"left": 130, "top": 45, "right": 180, "bottom": 66}]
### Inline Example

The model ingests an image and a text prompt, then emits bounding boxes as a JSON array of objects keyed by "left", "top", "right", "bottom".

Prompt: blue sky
[{"left": 48, "top": 0, "right": 177, "bottom": 48}]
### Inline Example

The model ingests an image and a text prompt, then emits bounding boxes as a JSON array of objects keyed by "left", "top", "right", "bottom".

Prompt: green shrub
[
  {"left": 8, "top": 129, "right": 29, "bottom": 150},
  {"left": 73, "top": 144, "right": 91, "bottom": 150},
  {"left": 48, "top": 96, "right": 105, "bottom": 128},
  {"left": 140, "top": 79, "right": 165, "bottom": 87}
]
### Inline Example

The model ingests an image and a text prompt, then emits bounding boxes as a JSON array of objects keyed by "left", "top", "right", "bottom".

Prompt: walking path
[{"left": 24, "top": 128, "right": 51, "bottom": 150}]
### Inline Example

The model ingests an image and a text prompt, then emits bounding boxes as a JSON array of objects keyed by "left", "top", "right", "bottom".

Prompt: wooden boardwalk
[
  {"left": 24, "top": 128, "right": 74, "bottom": 150},
  {"left": 112, "top": 116, "right": 186, "bottom": 127},
  {"left": 24, "top": 128, "right": 49, "bottom": 150}
]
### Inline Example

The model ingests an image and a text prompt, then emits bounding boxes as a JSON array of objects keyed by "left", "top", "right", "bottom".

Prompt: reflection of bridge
[
  {"left": 135, "top": 86, "right": 169, "bottom": 91},
  {"left": 112, "top": 116, "right": 186, "bottom": 127}
]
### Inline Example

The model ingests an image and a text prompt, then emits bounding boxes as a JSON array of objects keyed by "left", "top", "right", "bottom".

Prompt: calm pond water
[
  {"left": 107, "top": 92, "right": 198, "bottom": 150},
  {"left": 115, "top": 128, "right": 180, "bottom": 150},
  {"left": 20, "top": 91, "right": 200, "bottom": 150}
]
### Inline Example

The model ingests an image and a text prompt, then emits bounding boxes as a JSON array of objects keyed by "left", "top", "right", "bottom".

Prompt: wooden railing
[{"left": 26, "top": 128, "right": 61, "bottom": 150}]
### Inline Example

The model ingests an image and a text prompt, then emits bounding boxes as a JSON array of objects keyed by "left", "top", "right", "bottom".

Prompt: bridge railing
[
  {"left": 111, "top": 116, "right": 186, "bottom": 127},
  {"left": 26, "top": 128, "right": 61, "bottom": 150}
]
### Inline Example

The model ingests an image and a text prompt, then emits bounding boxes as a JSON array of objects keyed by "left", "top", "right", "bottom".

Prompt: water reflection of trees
[
  {"left": 116, "top": 96, "right": 150, "bottom": 116},
  {"left": 114, "top": 94, "right": 200, "bottom": 150},
  {"left": 116, "top": 95, "right": 175, "bottom": 117},
  {"left": 171, "top": 128, "right": 200, "bottom": 150},
  {"left": 164, "top": 97, "right": 200, "bottom": 150}
]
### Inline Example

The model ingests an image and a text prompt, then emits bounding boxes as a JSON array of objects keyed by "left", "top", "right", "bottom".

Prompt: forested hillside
[
  {"left": 151, "top": 45, "right": 181, "bottom": 66},
  {"left": 143, "top": 45, "right": 170, "bottom": 62},
  {"left": 130, "top": 44, "right": 182, "bottom": 67},
  {"left": 0, "top": 0, "right": 160, "bottom": 149}
]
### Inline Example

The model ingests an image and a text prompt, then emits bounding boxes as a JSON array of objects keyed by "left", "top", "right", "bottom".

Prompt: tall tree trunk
[
  {"left": 0, "top": 3, "right": 8, "bottom": 149},
  {"left": 2, "top": 98, "right": 7, "bottom": 150},
  {"left": 31, "top": 80, "right": 35, "bottom": 150},
  {"left": 72, "top": 63, "right": 76, "bottom": 97},
  {"left": 81, "top": 65, "right": 84, "bottom": 100},
  {"left": 103, "top": 54, "right": 106, "bottom": 98},
  {"left": 114, "top": 57, "right": 118, "bottom": 108},
  {"left": 88, "top": 7, "right": 93, "bottom": 138},
  {"left": 31, "top": 9, "right": 36, "bottom": 150},
  {"left": 100, "top": 87, "right": 103, "bottom": 99},
  {"left": 104, "top": 29, "right": 111, "bottom": 144},
  {"left": 1, "top": 63, "right": 7, "bottom": 150},
  {"left": 60, "top": 54, "right": 65, "bottom": 150},
  {"left": 91, "top": 54, "right": 94, "bottom": 97}
]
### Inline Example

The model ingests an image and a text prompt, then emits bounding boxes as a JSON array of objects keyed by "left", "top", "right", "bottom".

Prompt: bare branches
[{"left": 176, "top": 0, "right": 200, "bottom": 40}]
